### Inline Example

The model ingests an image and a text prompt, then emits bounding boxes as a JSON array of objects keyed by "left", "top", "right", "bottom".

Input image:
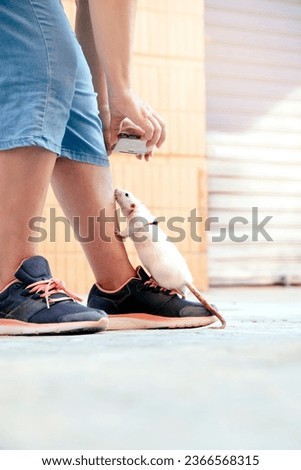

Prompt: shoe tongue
[{"left": 15, "top": 256, "right": 52, "bottom": 285}]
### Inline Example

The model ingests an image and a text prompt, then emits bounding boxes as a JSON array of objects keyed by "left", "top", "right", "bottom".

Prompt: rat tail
[{"left": 186, "top": 283, "right": 227, "bottom": 329}]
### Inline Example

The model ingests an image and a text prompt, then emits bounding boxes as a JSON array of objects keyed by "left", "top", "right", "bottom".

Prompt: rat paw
[{"left": 114, "top": 228, "right": 127, "bottom": 239}]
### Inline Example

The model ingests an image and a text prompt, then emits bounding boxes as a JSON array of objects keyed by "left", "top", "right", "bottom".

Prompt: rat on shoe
[{"left": 113, "top": 188, "right": 226, "bottom": 329}]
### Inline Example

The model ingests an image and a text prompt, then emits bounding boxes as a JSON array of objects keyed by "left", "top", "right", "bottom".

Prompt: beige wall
[{"left": 39, "top": 0, "right": 207, "bottom": 294}]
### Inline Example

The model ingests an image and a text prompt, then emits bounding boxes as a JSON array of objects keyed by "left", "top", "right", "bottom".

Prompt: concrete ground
[{"left": 0, "top": 287, "right": 300, "bottom": 450}]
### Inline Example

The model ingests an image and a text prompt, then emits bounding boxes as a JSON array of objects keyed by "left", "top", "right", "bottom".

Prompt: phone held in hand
[{"left": 113, "top": 133, "right": 153, "bottom": 155}]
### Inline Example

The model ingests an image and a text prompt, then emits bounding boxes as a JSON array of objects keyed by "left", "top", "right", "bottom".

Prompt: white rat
[{"left": 114, "top": 188, "right": 226, "bottom": 328}]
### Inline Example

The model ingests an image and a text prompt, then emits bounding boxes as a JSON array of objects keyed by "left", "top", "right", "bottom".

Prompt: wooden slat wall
[
  {"left": 39, "top": 0, "right": 208, "bottom": 294},
  {"left": 205, "top": 0, "right": 301, "bottom": 285}
]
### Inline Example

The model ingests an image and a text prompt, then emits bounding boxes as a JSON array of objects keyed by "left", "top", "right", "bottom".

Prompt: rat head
[{"left": 114, "top": 188, "right": 140, "bottom": 216}]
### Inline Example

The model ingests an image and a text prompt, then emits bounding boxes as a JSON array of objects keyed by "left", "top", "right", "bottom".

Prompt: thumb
[
  {"left": 103, "top": 128, "right": 112, "bottom": 155},
  {"left": 121, "top": 118, "right": 145, "bottom": 137},
  {"left": 110, "top": 115, "right": 123, "bottom": 148}
]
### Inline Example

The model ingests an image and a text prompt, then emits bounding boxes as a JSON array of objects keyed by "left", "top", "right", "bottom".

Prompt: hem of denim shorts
[
  {"left": 60, "top": 148, "right": 110, "bottom": 167},
  {"left": 0, "top": 136, "right": 61, "bottom": 155},
  {"left": 0, "top": 136, "right": 109, "bottom": 167}
]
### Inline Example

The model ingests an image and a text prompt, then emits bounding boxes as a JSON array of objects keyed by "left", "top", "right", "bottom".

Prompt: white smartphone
[{"left": 113, "top": 133, "right": 153, "bottom": 155}]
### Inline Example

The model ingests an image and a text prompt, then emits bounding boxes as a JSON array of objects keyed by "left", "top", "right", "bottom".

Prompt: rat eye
[{"left": 125, "top": 193, "right": 129, "bottom": 197}]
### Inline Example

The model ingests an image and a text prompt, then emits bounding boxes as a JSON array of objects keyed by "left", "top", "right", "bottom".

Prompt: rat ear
[{"left": 130, "top": 203, "right": 136, "bottom": 209}]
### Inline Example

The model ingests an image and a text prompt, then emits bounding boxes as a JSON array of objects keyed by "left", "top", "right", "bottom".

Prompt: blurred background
[{"left": 40, "top": 0, "right": 301, "bottom": 294}]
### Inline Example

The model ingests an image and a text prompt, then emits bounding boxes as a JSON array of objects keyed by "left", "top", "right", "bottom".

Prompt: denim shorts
[{"left": 0, "top": 0, "right": 108, "bottom": 166}]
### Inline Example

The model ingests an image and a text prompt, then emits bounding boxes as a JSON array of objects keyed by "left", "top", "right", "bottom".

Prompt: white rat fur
[{"left": 114, "top": 188, "right": 226, "bottom": 328}]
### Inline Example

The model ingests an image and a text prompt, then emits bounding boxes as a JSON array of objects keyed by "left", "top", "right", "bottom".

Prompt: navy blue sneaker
[
  {"left": 88, "top": 266, "right": 218, "bottom": 330},
  {"left": 0, "top": 256, "right": 108, "bottom": 336}
]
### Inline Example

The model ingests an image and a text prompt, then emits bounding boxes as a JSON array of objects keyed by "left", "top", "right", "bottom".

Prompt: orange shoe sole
[
  {"left": 108, "top": 313, "right": 217, "bottom": 330},
  {"left": 0, "top": 317, "right": 108, "bottom": 336}
]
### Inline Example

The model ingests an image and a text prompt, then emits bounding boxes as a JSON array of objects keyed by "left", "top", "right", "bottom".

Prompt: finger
[
  {"left": 128, "top": 110, "right": 155, "bottom": 142},
  {"left": 121, "top": 118, "right": 144, "bottom": 137},
  {"left": 135, "top": 154, "right": 143, "bottom": 160},
  {"left": 144, "top": 149, "right": 154, "bottom": 162},
  {"left": 145, "top": 113, "right": 162, "bottom": 148},
  {"left": 148, "top": 109, "right": 167, "bottom": 148}
]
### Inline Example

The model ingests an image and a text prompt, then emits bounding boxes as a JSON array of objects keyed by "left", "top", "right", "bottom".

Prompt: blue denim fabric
[{"left": 0, "top": 0, "right": 108, "bottom": 166}]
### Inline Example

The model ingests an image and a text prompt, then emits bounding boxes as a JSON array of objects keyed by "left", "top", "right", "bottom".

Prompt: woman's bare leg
[
  {"left": 0, "top": 147, "right": 57, "bottom": 289},
  {"left": 51, "top": 158, "right": 136, "bottom": 290}
]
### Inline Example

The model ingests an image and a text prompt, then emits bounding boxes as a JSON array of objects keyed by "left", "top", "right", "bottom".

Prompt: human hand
[
  {"left": 108, "top": 89, "right": 166, "bottom": 159},
  {"left": 118, "top": 118, "right": 153, "bottom": 161}
]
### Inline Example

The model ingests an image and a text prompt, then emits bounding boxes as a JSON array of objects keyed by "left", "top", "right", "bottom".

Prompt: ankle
[
  {"left": 0, "top": 277, "right": 18, "bottom": 293},
  {"left": 0, "top": 252, "right": 37, "bottom": 292},
  {"left": 96, "top": 267, "right": 136, "bottom": 291}
]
